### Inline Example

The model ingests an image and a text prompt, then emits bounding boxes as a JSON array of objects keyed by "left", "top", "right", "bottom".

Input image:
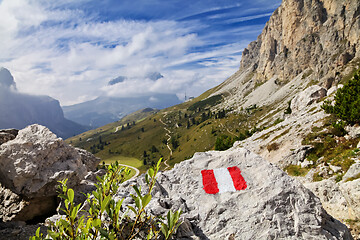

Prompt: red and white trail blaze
[{"left": 201, "top": 166, "right": 247, "bottom": 194}]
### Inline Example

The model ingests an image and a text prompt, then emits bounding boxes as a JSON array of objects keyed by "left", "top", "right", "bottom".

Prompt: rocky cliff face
[
  {"left": 211, "top": 0, "right": 360, "bottom": 111},
  {"left": 0, "top": 67, "right": 89, "bottom": 139},
  {"left": 241, "top": 0, "right": 360, "bottom": 86}
]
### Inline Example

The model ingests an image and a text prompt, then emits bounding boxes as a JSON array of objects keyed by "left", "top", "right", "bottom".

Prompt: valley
[
  {"left": 65, "top": 0, "right": 360, "bottom": 236},
  {"left": 1, "top": 0, "right": 359, "bottom": 238},
  {"left": 66, "top": 90, "right": 268, "bottom": 172}
]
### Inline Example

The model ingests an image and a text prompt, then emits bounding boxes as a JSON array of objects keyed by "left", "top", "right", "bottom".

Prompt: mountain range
[
  {"left": 63, "top": 94, "right": 180, "bottom": 128},
  {"left": 0, "top": 67, "right": 88, "bottom": 139},
  {"left": 70, "top": 0, "right": 360, "bottom": 166},
  {"left": 0, "top": 0, "right": 359, "bottom": 238},
  {"left": 62, "top": 72, "right": 180, "bottom": 128}
]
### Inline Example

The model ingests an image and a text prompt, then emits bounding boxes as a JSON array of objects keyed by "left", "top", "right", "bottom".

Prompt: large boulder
[
  {"left": 277, "top": 145, "right": 314, "bottom": 169},
  {"left": 291, "top": 85, "right": 327, "bottom": 113},
  {"left": 0, "top": 124, "right": 100, "bottom": 222},
  {"left": 116, "top": 147, "right": 352, "bottom": 239},
  {"left": 305, "top": 178, "right": 360, "bottom": 226}
]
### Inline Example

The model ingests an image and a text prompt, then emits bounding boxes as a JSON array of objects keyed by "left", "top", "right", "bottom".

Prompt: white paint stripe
[{"left": 213, "top": 168, "right": 236, "bottom": 193}]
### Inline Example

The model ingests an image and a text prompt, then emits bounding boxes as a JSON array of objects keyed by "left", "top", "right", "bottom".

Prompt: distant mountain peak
[
  {"left": 146, "top": 72, "right": 163, "bottom": 81},
  {"left": 108, "top": 76, "right": 127, "bottom": 85},
  {"left": 108, "top": 72, "right": 163, "bottom": 86},
  {"left": 0, "top": 67, "right": 17, "bottom": 91}
]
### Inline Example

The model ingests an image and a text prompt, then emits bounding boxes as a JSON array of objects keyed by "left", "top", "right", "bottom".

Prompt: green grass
[
  {"left": 313, "top": 172, "right": 324, "bottom": 182},
  {"left": 188, "top": 94, "right": 222, "bottom": 111},
  {"left": 345, "top": 173, "right": 360, "bottom": 182},
  {"left": 66, "top": 82, "right": 295, "bottom": 172},
  {"left": 300, "top": 114, "right": 360, "bottom": 181},
  {"left": 102, "top": 155, "right": 143, "bottom": 168},
  {"left": 284, "top": 165, "right": 309, "bottom": 176}
]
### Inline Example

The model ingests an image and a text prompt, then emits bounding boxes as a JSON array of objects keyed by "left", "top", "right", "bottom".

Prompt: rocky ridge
[
  {"left": 229, "top": 79, "right": 360, "bottom": 237},
  {"left": 200, "top": 0, "right": 360, "bottom": 237},
  {"left": 240, "top": 0, "right": 360, "bottom": 84},
  {"left": 211, "top": 0, "right": 360, "bottom": 114}
]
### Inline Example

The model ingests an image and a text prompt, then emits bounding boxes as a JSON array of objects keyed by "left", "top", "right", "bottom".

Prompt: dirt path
[
  {"left": 118, "top": 164, "right": 140, "bottom": 181},
  {"left": 220, "top": 122, "right": 237, "bottom": 137},
  {"left": 159, "top": 116, "right": 171, "bottom": 170}
]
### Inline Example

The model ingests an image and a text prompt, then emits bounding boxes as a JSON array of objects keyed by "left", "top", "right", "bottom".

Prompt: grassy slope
[
  {"left": 66, "top": 85, "right": 273, "bottom": 171},
  {"left": 66, "top": 79, "right": 270, "bottom": 171},
  {"left": 68, "top": 64, "right": 360, "bottom": 172}
]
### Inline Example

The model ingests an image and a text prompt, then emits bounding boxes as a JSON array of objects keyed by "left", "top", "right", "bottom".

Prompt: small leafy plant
[{"left": 30, "top": 159, "right": 182, "bottom": 240}]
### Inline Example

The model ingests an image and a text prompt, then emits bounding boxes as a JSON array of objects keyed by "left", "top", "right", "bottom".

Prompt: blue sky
[{"left": 0, "top": 0, "right": 281, "bottom": 105}]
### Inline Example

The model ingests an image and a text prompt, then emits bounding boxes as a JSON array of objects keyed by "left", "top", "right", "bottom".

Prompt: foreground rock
[
  {"left": 117, "top": 147, "right": 352, "bottom": 239},
  {"left": 305, "top": 178, "right": 360, "bottom": 223},
  {"left": 0, "top": 129, "right": 18, "bottom": 145},
  {"left": 0, "top": 124, "right": 100, "bottom": 222}
]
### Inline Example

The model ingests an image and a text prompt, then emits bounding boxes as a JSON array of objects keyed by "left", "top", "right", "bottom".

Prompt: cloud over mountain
[{"left": 0, "top": 67, "right": 88, "bottom": 138}]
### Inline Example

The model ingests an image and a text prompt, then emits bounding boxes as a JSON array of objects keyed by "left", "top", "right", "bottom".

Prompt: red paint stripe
[
  {"left": 227, "top": 166, "right": 247, "bottom": 191},
  {"left": 201, "top": 169, "right": 219, "bottom": 194}
]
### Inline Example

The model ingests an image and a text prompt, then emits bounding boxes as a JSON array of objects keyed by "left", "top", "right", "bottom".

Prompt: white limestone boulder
[
  {"left": 117, "top": 147, "right": 352, "bottom": 239},
  {"left": 291, "top": 85, "right": 327, "bottom": 113},
  {"left": 0, "top": 124, "right": 100, "bottom": 221}
]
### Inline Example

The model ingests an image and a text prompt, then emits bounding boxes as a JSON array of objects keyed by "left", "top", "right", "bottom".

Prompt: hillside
[
  {"left": 67, "top": 92, "right": 248, "bottom": 171},
  {"left": 67, "top": 0, "right": 360, "bottom": 235},
  {"left": 68, "top": 0, "right": 360, "bottom": 170}
]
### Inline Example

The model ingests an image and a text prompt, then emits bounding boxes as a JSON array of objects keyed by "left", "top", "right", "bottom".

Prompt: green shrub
[
  {"left": 215, "top": 135, "right": 236, "bottom": 151},
  {"left": 273, "top": 118, "right": 284, "bottom": 125},
  {"left": 284, "top": 165, "right": 308, "bottom": 176},
  {"left": 313, "top": 172, "right": 323, "bottom": 182},
  {"left": 330, "top": 120, "right": 347, "bottom": 136},
  {"left": 322, "top": 70, "right": 360, "bottom": 125},
  {"left": 30, "top": 159, "right": 182, "bottom": 240},
  {"left": 335, "top": 174, "right": 343, "bottom": 183},
  {"left": 266, "top": 142, "right": 279, "bottom": 152},
  {"left": 188, "top": 95, "right": 222, "bottom": 111},
  {"left": 284, "top": 100, "right": 292, "bottom": 114}
]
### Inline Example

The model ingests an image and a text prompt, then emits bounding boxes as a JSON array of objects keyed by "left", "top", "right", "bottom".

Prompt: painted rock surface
[{"left": 116, "top": 147, "right": 352, "bottom": 240}]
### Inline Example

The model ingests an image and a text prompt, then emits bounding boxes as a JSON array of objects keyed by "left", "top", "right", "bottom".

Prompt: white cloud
[{"left": 0, "top": 0, "right": 278, "bottom": 105}]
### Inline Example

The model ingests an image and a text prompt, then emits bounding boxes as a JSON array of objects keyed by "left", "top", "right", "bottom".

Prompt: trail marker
[{"left": 201, "top": 166, "right": 247, "bottom": 194}]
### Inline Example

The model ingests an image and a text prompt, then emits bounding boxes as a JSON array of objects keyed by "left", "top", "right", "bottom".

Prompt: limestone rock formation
[
  {"left": 277, "top": 145, "right": 314, "bottom": 168},
  {"left": 0, "top": 124, "right": 100, "bottom": 222},
  {"left": 343, "top": 162, "right": 360, "bottom": 182},
  {"left": 116, "top": 147, "right": 352, "bottom": 239},
  {"left": 210, "top": 0, "right": 360, "bottom": 113},
  {"left": 240, "top": 0, "right": 360, "bottom": 85},
  {"left": 305, "top": 178, "right": 360, "bottom": 225}
]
